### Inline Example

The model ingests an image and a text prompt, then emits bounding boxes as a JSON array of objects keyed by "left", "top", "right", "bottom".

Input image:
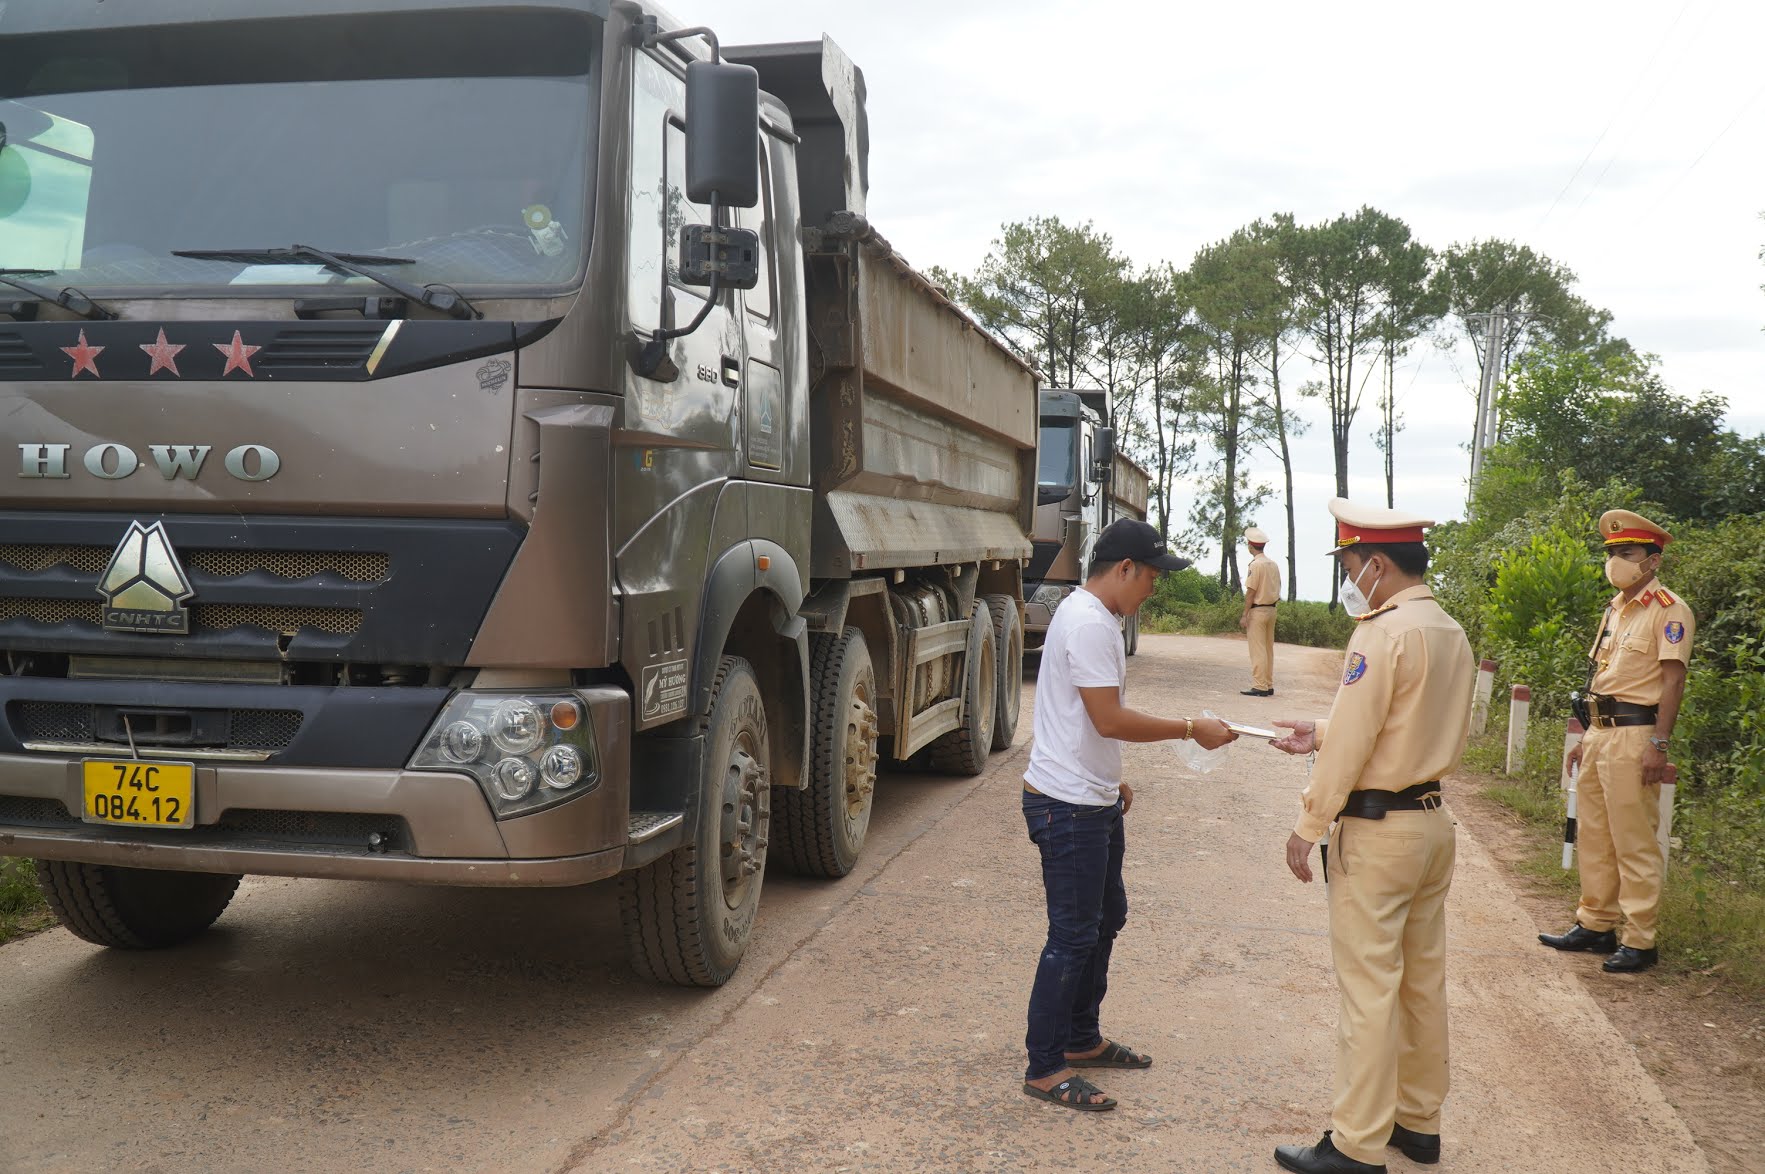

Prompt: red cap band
[
  {"left": 1603, "top": 527, "right": 1670, "bottom": 546},
  {"left": 1336, "top": 522, "right": 1428, "bottom": 547}
]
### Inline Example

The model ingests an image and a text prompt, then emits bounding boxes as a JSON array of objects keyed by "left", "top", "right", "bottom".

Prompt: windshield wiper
[
  {"left": 173, "top": 245, "right": 479, "bottom": 320},
  {"left": 0, "top": 269, "right": 117, "bottom": 320}
]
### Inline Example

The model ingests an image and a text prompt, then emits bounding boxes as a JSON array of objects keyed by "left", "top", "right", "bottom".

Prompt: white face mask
[{"left": 1340, "top": 559, "right": 1381, "bottom": 616}]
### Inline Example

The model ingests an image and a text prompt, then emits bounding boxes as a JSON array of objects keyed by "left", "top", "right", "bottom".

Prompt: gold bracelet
[{"left": 1185, "top": 717, "right": 1194, "bottom": 740}]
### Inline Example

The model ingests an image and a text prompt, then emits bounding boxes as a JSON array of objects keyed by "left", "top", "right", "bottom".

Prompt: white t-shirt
[{"left": 1024, "top": 587, "right": 1125, "bottom": 806}]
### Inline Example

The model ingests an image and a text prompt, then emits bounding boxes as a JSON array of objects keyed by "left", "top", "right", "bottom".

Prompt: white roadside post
[
  {"left": 1470, "top": 658, "right": 1497, "bottom": 736},
  {"left": 1658, "top": 762, "right": 1678, "bottom": 880},
  {"left": 1560, "top": 717, "right": 1584, "bottom": 870},
  {"left": 1506, "top": 685, "right": 1531, "bottom": 775}
]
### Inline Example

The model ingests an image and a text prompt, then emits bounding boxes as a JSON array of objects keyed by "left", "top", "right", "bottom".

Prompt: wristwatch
[{"left": 1648, "top": 736, "right": 1670, "bottom": 752}]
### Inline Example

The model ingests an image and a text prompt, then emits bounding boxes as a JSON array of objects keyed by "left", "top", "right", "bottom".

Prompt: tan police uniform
[
  {"left": 1573, "top": 510, "right": 1695, "bottom": 951},
  {"left": 1294, "top": 500, "right": 1475, "bottom": 1167},
  {"left": 1244, "top": 527, "right": 1280, "bottom": 692}
]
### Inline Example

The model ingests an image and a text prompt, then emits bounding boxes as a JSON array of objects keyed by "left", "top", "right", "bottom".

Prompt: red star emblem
[
  {"left": 61, "top": 330, "right": 105, "bottom": 378},
  {"left": 139, "top": 329, "right": 186, "bottom": 377},
  {"left": 214, "top": 330, "right": 261, "bottom": 378}
]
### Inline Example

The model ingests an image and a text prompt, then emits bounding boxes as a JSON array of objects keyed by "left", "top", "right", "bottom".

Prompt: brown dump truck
[
  {"left": 0, "top": 0, "right": 1034, "bottom": 986},
  {"left": 1024, "top": 389, "right": 1153, "bottom": 654}
]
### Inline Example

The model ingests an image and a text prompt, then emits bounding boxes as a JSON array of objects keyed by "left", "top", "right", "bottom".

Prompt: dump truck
[
  {"left": 1024, "top": 389, "right": 1153, "bottom": 655},
  {"left": 0, "top": 0, "right": 1035, "bottom": 987}
]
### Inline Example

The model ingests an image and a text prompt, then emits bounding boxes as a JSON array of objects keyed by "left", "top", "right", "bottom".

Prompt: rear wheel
[
  {"left": 984, "top": 594, "right": 1023, "bottom": 750},
  {"left": 620, "top": 655, "right": 771, "bottom": 987},
  {"left": 1124, "top": 612, "right": 1140, "bottom": 657},
  {"left": 775, "top": 628, "right": 878, "bottom": 878},
  {"left": 35, "top": 861, "right": 241, "bottom": 949},
  {"left": 929, "top": 601, "right": 997, "bottom": 776}
]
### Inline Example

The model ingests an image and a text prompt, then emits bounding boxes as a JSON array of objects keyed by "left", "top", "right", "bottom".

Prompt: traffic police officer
[
  {"left": 1240, "top": 526, "right": 1281, "bottom": 697},
  {"left": 1269, "top": 499, "right": 1476, "bottom": 1174},
  {"left": 1540, "top": 510, "right": 1695, "bottom": 974}
]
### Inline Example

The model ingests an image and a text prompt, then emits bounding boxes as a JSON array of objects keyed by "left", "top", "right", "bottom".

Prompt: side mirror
[
  {"left": 1096, "top": 427, "right": 1117, "bottom": 469},
  {"left": 685, "top": 61, "right": 760, "bottom": 208}
]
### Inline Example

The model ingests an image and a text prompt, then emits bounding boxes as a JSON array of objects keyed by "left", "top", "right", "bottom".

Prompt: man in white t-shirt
[{"left": 1020, "top": 519, "right": 1238, "bottom": 1112}]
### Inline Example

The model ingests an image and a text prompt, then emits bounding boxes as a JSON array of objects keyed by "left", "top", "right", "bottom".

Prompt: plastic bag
[{"left": 1172, "top": 709, "right": 1233, "bottom": 775}]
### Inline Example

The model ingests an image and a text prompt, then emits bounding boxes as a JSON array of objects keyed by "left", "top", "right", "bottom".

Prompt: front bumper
[{"left": 0, "top": 689, "right": 635, "bottom": 887}]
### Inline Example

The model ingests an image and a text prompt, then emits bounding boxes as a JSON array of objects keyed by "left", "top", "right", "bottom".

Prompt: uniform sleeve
[
  {"left": 1294, "top": 627, "right": 1399, "bottom": 842},
  {"left": 1658, "top": 600, "right": 1695, "bottom": 666},
  {"left": 1067, "top": 618, "right": 1124, "bottom": 689}
]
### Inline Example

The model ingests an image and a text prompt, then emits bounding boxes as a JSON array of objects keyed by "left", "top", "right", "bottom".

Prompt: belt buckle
[
  {"left": 1587, "top": 696, "right": 1605, "bottom": 726},
  {"left": 1418, "top": 791, "right": 1442, "bottom": 812}
]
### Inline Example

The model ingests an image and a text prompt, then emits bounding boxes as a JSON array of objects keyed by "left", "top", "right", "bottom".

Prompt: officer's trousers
[
  {"left": 1574, "top": 724, "right": 1663, "bottom": 949},
  {"left": 1247, "top": 608, "right": 1276, "bottom": 691},
  {"left": 1327, "top": 806, "right": 1455, "bottom": 1166}
]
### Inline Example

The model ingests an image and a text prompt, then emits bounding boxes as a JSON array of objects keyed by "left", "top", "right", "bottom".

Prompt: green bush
[
  {"left": 1151, "top": 567, "right": 1225, "bottom": 608},
  {"left": 0, "top": 857, "right": 49, "bottom": 945},
  {"left": 1479, "top": 527, "right": 1609, "bottom": 718},
  {"left": 1275, "top": 601, "right": 1356, "bottom": 649}
]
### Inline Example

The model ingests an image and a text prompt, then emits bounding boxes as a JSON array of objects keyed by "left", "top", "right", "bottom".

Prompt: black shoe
[
  {"left": 1388, "top": 1123, "right": 1439, "bottom": 1165},
  {"left": 1538, "top": 924, "right": 1618, "bottom": 953},
  {"left": 1274, "top": 1132, "right": 1386, "bottom": 1173},
  {"left": 1241, "top": 687, "right": 1274, "bottom": 697},
  {"left": 1603, "top": 945, "right": 1658, "bottom": 973}
]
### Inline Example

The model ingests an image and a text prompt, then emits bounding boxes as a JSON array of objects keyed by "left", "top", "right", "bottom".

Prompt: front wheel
[
  {"left": 36, "top": 861, "right": 241, "bottom": 949},
  {"left": 775, "top": 628, "right": 878, "bottom": 878},
  {"left": 984, "top": 594, "right": 1023, "bottom": 750},
  {"left": 619, "top": 655, "right": 771, "bottom": 987}
]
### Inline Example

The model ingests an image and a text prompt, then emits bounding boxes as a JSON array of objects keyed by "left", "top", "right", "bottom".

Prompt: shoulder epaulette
[
  {"left": 1355, "top": 603, "right": 1399, "bottom": 622},
  {"left": 1655, "top": 589, "right": 1677, "bottom": 607}
]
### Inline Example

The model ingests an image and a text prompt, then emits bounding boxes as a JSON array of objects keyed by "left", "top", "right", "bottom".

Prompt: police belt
[
  {"left": 1250, "top": 603, "right": 1277, "bottom": 609},
  {"left": 1338, "top": 781, "right": 1443, "bottom": 820},
  {"left": 1586, "top": 696, "right": 1658, "bottom": 728}
]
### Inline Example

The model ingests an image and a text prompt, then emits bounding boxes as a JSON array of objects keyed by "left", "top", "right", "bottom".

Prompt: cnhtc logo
[{"left": 97, "top": 522, "right": 195, "bottom": 635}]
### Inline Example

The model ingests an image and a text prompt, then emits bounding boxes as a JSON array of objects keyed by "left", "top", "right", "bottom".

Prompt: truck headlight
[
  {"left": 410, "top": 692, "right": 601, "bottom": 819},
  {"left": 1030, "top": 583, "right": 1072, "bottom": 610}
]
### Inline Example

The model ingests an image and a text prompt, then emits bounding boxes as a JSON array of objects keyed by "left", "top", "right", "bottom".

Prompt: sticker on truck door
[{"left": 640, "top": 659, "right": 690, "bottom": 722}]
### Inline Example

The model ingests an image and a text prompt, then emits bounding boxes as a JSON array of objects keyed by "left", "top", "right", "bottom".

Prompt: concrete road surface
[{"left": 0, "top": 635, "right": 1709, "bottom": 1173}]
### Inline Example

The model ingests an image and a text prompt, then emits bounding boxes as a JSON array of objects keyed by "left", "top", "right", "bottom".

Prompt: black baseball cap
[{"left": 1093, "top": 519, "right": 1192, "bottom": 571}]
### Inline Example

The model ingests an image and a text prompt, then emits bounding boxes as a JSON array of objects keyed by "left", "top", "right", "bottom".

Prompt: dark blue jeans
[{"left": 1022, "top": 790, "right": 1127, "bottom": 1081}]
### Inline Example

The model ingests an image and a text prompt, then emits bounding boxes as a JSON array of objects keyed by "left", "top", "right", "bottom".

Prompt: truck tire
[
  {"left": 619, "top": 655, "right": 771, "bottom": 987},
  {"left": 983, "top": 594, "right": 1023, "bottom": 751},
  {"left": 929, "top": 602, "right": 997, "bottom": 777},
  {"left": 775, "top": 628, "right": 878, "bottom": 878},
  {"left": 35, "top": 861, "right": 241, "bottom": 949},
  {"left": 1125, "top": 613, "right": 1140, "bottom": 657}
]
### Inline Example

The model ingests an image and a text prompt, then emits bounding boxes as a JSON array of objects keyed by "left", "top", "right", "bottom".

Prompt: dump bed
[
  {"left": 1111, "top": 454, "right": 1150, "bottom": 522},
  {"left": 729, "top": 39, "right": 1037, "bottom": 580}
]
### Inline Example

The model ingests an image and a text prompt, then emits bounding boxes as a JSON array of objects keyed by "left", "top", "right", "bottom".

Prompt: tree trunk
[{"left": 1271, "top": 337, "right": 1298, "bottom": 603}]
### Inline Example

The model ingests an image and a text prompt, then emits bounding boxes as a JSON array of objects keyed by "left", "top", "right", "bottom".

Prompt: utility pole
[{"left": 1467, "top": 310, "right": 1507, "bottom": 511}]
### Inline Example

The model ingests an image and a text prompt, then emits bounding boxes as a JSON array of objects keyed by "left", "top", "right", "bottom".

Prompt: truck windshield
[
  {"left": 0, "top": 9, "right": 600, "bottom": 295},
  {"left": 1038, "top": 421, "right": 1077, "bottom": 494}
]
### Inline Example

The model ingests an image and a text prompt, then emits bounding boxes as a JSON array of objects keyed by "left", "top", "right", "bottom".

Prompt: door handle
[{"left": 721, "top": 355, "right": 742, "bottom": 388}]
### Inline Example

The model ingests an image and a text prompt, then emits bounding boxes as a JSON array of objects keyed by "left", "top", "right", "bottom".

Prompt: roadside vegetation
[
  {"left": 1139, "top": 568, "right": 1356, "bottom": 649},
  {"left": 0, "top": 858, "right": 51, "bottom": 946},
  {"left": 1432, "top": 345, "right": 1765, "bottom": 998}
]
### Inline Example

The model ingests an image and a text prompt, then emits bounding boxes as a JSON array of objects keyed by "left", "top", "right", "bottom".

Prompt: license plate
[{"left": 81, "top": 760, "right": 196, "bottom": 829}]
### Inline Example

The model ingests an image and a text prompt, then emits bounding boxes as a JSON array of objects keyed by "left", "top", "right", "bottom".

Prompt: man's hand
[
  {"left": 1567, "top": 742, "right": 1584, "bottom": 774},
  {"left": 1286, "top": 832, "right": 1315, "bottom": 883},
  {"left": 1271, "top": 719, "right": 1316, "bottom": 755},
  {"left": 1191, "top": 717, "right": 1239, "bottom": 750},
  {"left": 1239, "top": 614, "right": 1250, "bottom": 632},
  {"left": 1119, "top": 781, "right": 1134, "bottom": 814},
  {"left": 1642, "top": 742, "right": 1667, "bottom": 787}
]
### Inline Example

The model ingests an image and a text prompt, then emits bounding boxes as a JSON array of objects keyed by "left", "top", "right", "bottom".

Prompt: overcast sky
[{"left": 692, "top": 0, "right": 1765, "bottom": 598}]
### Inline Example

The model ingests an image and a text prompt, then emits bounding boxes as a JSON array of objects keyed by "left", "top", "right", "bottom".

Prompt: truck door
[{"left": 736, "top": 156, "right": 784, "bottom": 475}]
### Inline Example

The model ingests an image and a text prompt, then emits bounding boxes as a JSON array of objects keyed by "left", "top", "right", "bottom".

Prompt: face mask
[
  {"left": 1606, "top": 555, "right": 1647, "bottom": 590},
  {"left": 1340, "top": 559, "right": 1381, "bottom": 616}
]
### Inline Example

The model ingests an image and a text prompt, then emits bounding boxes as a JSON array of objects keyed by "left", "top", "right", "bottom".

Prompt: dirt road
[{"left": 0, "top": 635, "right": 1711, "bottom": 1172}]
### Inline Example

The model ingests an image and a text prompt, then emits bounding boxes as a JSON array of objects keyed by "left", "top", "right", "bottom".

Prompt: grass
[
  {"left": 1462, "top": 730, "right": 1765, "bottom": 997},
  {"left": 0, "top": 858, "right": 53, "bottom": 946},
  {"left": 1141, "top": 597, "right": 1355, "bottom": 650}
]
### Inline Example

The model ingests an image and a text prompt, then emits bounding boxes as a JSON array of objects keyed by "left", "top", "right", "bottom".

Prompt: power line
[
  {"left": 1633, "top": 79, "right": 1765, "bottom": 224},
  {"left": 1538, "top": 0, "right": 1695, "bottom": 228}
]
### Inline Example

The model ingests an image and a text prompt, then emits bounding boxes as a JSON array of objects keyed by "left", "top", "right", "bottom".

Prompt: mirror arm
[
  {"left": 639, "top": 19, "right": 722, "bottom": 63},
  {"left": 638, "top": 195, "right": 725, "bottom": 376}
]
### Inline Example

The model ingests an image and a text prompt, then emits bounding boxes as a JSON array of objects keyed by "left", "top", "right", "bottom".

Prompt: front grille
[
  {"left": 13, "top": 700, "right": 94, "bottom": 742},
  {"left": 227, "top": 709, "right": 303, "bottom": 751},
  {"left": 0, "top": 598, "right": 362, "bottom": 636},
  {"left": 11, "top": 701, "right": 303, "bottom": 752},
  {"left": 214, "top": 809, "right": 410, "bottom": 852},
  {"left": 0, "top": 796, "right": 77, "bottom": 827},
  {"left": 0, "top": 544, "right": 388, "bottom": 583}
]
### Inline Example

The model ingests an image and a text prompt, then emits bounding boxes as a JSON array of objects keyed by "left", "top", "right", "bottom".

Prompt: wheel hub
[
  {"left": 720, "top": 745, "right": 769, "bottom": 906},
  {"left": 843, "top": 695, "right": 879, "bottom": 829}
]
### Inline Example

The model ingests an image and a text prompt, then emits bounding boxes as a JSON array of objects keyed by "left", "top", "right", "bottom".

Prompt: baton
[{"left": 1560, "top": 761, "right": 1579, "bottom": 870}]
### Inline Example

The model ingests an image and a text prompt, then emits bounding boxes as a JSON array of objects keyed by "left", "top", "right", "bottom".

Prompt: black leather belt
[
  {"left": 1339, "top": 781, "right": 1442, "bottom": 820},
  {"left": 1251, "top": 603, "right": 1277, "bottom": 609},
  {"left": 1587, "top": 697, "right": 1657, "bottom": 728}
]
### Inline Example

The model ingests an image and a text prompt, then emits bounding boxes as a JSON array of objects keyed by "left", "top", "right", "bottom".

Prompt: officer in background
[
  {"left": 1268, "top": 499, "right": 1476, "bottom": 1174},
  {"left": 1540, "top": 510, "right": 1695, "bottom": 974},
  {"left": 1240, "top": 526, "right": 1281, "bottom": 697}
]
